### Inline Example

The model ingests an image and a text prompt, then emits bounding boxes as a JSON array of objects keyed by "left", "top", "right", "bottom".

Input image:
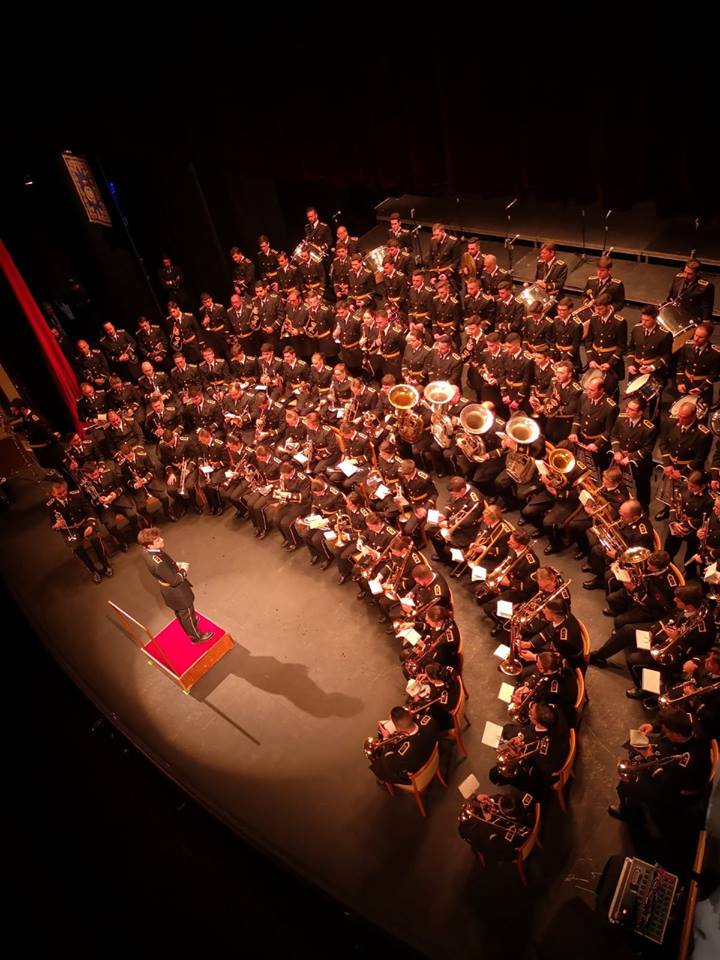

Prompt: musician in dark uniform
[
  {"left": 583, "top": 499, "right": 654, "bottom": 591},
  {"left": 501, "top": 334, "right": 532, "bottom": 415},
  {"left": 138, "top": 528, "right": 214, "bottom": 643},
  {"left": 674, "top": 322, "right": 719, "bottom": 409},
  {"left": 566, "top": 464, "right": 628, "bottom": 561},
  {"left": 118, "top": 441, "right": 175, "bottom": 522},
  {"left": 74, "top": 339, "right": 111, "bottom": 389},
  {"left": 380, "top": 258, "right": 409, "bottom": 314},
  {"left": 158, "top": 429, "right": 201, "bottom": 516},
  {"left": 46, "top": 479, "right": 112, "bottom": 583},
  {"left": 565, "top": 374, "right": 618, "bottom": 474},
  {"left": 432, "top": 280, "right": 462, "bottom": 345},
  {"left": 458, "top": 788, "right": 536, "bottom": 863},
  {"left": 257, "top": 235, "right": 279, "bottom": 285},
  {"left": 157, "top": 256, "right": 187, "bottom": 306},
  {"left": 167, "top": 302, "right": 202, "bottom": 363},
  {"left": 275, "top": 251, "right": 300, "bottom": 297},
  {"left": 430, "top": 477, "right": 484, "bottom": 564},
  {"left": 489, "top": 701, "right": 570, "bottom": 801},
  {"left": 427, "top": 223, "right": 461, "bottom": 281},
  {"left": 230, "top": 247, "right": 256, "bottom": 296},
  {"left": 533, "top": 243, "right": 567, "bottom": 295},
  {"left": 424, "top": 336, "right": 463, "bottom": 386},
  {"left": 494, "top": 281, "right": 525, "bottom": 341},
  {"left": 667, "top": 259, "right": 715, "bottom": 323},
  {"left": 480, "top": 530, "right": 540, "bottom": 634},
  {"left": 511, "top": 651, "right": 579, "bottom": 728},
  {"left": 610, "top": 396, "right": 657, "bottom": 512},
  {"left": 387, "top": 212, "right": 413, "bottom": 250},
  {"left": 551, "top": 298, "right": 583, "bottom": 368},
  {"left": 586, "top": 295, "right": 626, "bottom": 396},
  {"left": 656, "top": 400, "right": 713, "bottom": 520},
  {"left": 664, "top": 470, "right": 714, "bottom": 576},
  {"left": 367, "top": 707, "right": 438, "bottom": 786},
  {"left": 408, "top": 271, "right": 435, "bottom": 327},
  {"left": 480, "top": 253, "right": 512, "bottom": 297},
  {"left": 583, "top": 256, "right": 625, "bottom": 310},
  {"left": 463, "top": 277, "right": 495, "bottom": 332},
  {"left": 543, "top": 362, "right": 582, "bottom": 445},
  {"left": 329, "top": 244, "right": 352, "bottom": 299},
  {"left": 304, "top": 207, "right": 333, "bottom": 251},
  {"left": 402, "top": 331, "right": 431, "bottom": 387},
  {"left": 374, "top": 310, "right": 405, "bottom": 382},
  {"left": 626, "top": 305, "right": 673, "bottom": 397},
  {"left": 198, "top": 292, "right": 230, "bottom": 360},
  {"left": 80, "top": 459, "right": 137, "bottom": 547},
  {"left": 100, "top": 322, "right": 141, "bottom": 380}
]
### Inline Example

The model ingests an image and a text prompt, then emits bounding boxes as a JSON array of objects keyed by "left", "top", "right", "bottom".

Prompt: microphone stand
[
  {"left": 410, "top": 207, "right": 423, "bottom": 268},
  {"left": 603, "top": 209, "right": 613, "bottom": 257},
  {"left": 579, "top": 208, "right": 588, "bottom": 264},
  {"left": 504, "top": 198, "right": 518, "bottom": 271}
]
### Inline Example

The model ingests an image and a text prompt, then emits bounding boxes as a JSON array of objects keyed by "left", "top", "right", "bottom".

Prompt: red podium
[{"left": 108, "top": 601, "right": 233, "bottom": 692}]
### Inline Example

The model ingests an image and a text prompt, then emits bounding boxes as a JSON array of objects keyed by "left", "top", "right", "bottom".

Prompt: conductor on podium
[{"left": 138, "top": 527, "right": 214, "bottom": 643}]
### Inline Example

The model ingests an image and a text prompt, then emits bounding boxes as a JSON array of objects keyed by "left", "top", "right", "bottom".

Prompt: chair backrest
[
  {"left": 709, "top": 740, "right": 719, "bottom": 783},
  {"left": 409, "top": 742, "right": 440, "bottom": 792},
  {"left": 450, "top": 676, "right": 467, "bottom": 725},
  {"left": 573, "top": 668, "right": 585, "bottom": 714},
  {"left": 652, "top": 529, "right": 662, "bottom": 551},
  {"left": 554, "top": 728, "right": 577, "bottom": 788},
  {"left": 455, "top": 631, "right": 465, "bottom": 674},
  {"left": 517, "top": 802, "right": 542, "bottom": 863},
  {"left": 578, "top": 622, "right": 590, "bottom": 664},
  {"left": 669, "top": 562, "right": 685, "bottom": 587}
]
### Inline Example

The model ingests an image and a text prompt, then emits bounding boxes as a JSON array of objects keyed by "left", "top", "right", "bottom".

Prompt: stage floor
[{"left": 0, "top": 469, "right": 644, "bottom": 959}]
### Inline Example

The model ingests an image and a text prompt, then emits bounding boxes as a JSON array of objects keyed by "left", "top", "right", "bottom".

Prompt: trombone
[{"left": 451, "top": 518, "right": 514, "bottom": 578}]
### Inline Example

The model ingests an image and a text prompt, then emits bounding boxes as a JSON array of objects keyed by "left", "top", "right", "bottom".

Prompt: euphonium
[
  {"left": 389, "top": 384, "right": 424, "bottom": 443},
  {"left": 503, "top": 416, "right": 541, "bottom": 484},
  {"left": 455, "top": 404, "right": 494, "bottom": 462},
  {"left": 424, "top": 381, "right": 455, "bottom": 449}
]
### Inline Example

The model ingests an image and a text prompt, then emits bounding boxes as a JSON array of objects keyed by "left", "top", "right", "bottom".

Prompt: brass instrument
[
  {"left": 514, "top": 578, "right": 572, "bottom": 628},
  {"left": 388, "top": 384, "right": 424, "bottom": 443},
  {"left": 614, "top": 545, "right": 651, "bottom": 597},
  {"left": 382, "top": 550, "right": 411, "bottom": 602},
  {"left": 562, "top": 473, "right": 613, "bottom": 528},
  {"left": 254, "top": 414, "right": 268, "bottom": 444},
  {"left": 391, "top": 596, "right": 441, "bottom": 633},
  {"left": 616, "top": 751, "right": 690, "bottom": 783},
  {"left": 590, "top": 512, "right": 627, "bottom": 555},
  {"left": 455, "top": 404, "right": 494, "bottom": 462},
  {"left": 458, "top": 797, "right": 531, "bottom": 843},
  {"left": 424, "top": 381, "right": 456, "bottom": 449},
  {"left": 650, "top": 606, "right": 708, "bottom": 667},
  {"left": 496, "top": 734, "right": 548, "bottom": 778},
  {"left": 54, "top": 509, "right": 81, "bottom": 543},
  {"left": 178, "top": 458, "right": 189, "bottom": 497},
  {"left": 342, "top": 395, "right": 360, "bottom": 424},
  {"left": 508, "top": 674, "right": 553, "bottom": 723},
  {"left": 659, "top": 678, "right": 720, "bottom": 708},
  {"left": 452, "top": 519, "right": 514, "bottom": 578},
  {"left": 363, "top": 731, "right": 408, "bottom": 759},
  {"left": 475, "top": 540, "right": 536, "bottom": 602},
  {"left": 542, "top": 447, "right": 576, "bottom": 489},
  {"left": 403, "top": 625, "right": 454, "bottom": 677},
  {"left": 333, "top": 511, "right": 353, "bottom": 544},
  {"left": 500, "top": 616, "right": 524, "bottom": 677},
  {"left": 502, "top": 416, "right": 541, "bottom": 484}
]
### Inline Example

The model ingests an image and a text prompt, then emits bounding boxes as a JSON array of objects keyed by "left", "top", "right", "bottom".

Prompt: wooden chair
[
  {"left": 669, "top": 562, "right": 685, "bottom": 587},
  {"left": 573, "top": 668, "right": 586, "bottom": 725},
  {"left": 709, "top": 739, "right": 719, "bottom": 783},
  {"left": 442, "top": 676, "right": 470, "bottom": 758},
  {"left": 578, "top": 620, "right": 591, "bottom": 667},
  {"left": 387, "top": 743, "right": 447, "bottom": 817},
  {"left": 552, "top": 728, "right": 577, "bottom": 813},
  {"left": 652, "top": 529, "right": 662, "bottom": 551},
  {"left": 476, "top": 802, "right": 542, "bottom": 886}
]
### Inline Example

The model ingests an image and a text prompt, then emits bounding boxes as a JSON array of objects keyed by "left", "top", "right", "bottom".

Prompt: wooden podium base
[{"left": 109, "top": 603, "right": 233, "bottom": 692}]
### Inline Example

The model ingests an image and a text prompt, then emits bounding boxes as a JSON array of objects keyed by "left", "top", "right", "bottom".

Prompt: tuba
[
  {"left": 455, "top": 404, "right": 494, "bottom": 462},
  {"left": 503, "top": 415, "right": 540, "bottom": 484},
  {"left": 389, "top": 384, "right": 424, "bottom": 443},
  {"left": 424, "top": 380, "right": 456, "bottom": 449}
]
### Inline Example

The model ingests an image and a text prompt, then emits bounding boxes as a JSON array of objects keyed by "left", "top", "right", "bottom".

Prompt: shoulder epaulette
[
  {"left": 451, "top": 353, "right": 462, "bottom": 360},
  {"left": 418, "top": 470, "right": 430, "bottom": 479},
  {"left": 611, "top": 277, "right": 622, "bottom": 284},
  {"left": 606, "top": 398, "right": 617, "bottom": 407},
  {"left": 587, "top": 275, "right": 598, "bottom": 281},
  {"left": 712, "top": 344, "right": 720, "bottom": 353},
  {"left": 556, "top": 259, "right": 566, "bottom": 265},
  {"left": 614, "top": 314, "right": 624, "bottom": 322},
  {"left": 643, "top": 420, "right": 655, "bottom": 429},
  {"left": 522, "top": 351, "right": 533, "bottom": 360},
  {"left": 698, "top": 423, "right": 710, "bottom": 434},
  {"left": 572, "top": 382, "right": 583, "bottom": 391},
  {"left": 46, "top": 498, "right": 54, "bottom": 507}
]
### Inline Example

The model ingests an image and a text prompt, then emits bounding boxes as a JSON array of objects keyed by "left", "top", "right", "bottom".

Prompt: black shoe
[
  {"left": 337, "top": 574, "right": 350, "bottom": 585},
  {"left": 625, "top": 687, "right": 646, "bottom": 700},
  {"left": 377, "top": 614, "right": 390, "bottom": 624},
  {"left": 490, "top": 624, "right": 502, "bottom": 638},
  {"left": 92, "top": 571, "right": 102, "bottom": 583},
  {"left": 309, "top": 555, "right": 320, "bottom": 566},
  {"left": 642, "top": 696, "right": 659, "bottom": 712},
  {"left": 191, "top": 631, "right": 214, "bottom": 644},
  {"left": 580, "top": 563, "right": 592, "bottom": 573},
  {"left": 319, "top": 559, "right": 332, "bottom": 571},
  {"left": 543, "top": 544, "right": 557, "bottom": 556},
  {"left": 286, "top": 543, "right": 299, "bottom": 552},
  {"left": 516, "top": 517, "right": 526, "bottom": 526},
  {"left": 356, "top": 589, "right": 366, "bottom": 600},
  {"left": 573, "top": 550, "right": 586, "bottom": 561},
  {"left": 602, "top": 607, "right": 614, "bottom": 617},
  {"left": 654, "top": 507, "right": 669, "bottom": 521},
  {"left": 257, "top": 530, "right": 269, "bottom": 540},
  {"left": 582, "top": 578, "right": 602, "bottom": 590},
  {"left": 607, "top": 805, "right": 626, "bottom": 821},
  {"left": 103, "top": 567, "right": 113, "bottom": 578},
  {"left": 589, "top": 652, "right": 608, "bottom": 668}
]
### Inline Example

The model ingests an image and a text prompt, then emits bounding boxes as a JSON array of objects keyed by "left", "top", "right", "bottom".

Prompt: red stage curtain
[{"left": 0, "top": 239, "right": 81, "bottom": 431}]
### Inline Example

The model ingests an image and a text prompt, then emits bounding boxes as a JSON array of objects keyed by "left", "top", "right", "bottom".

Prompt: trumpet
[
  {"left": 658, "top": 678, "right": 720, "bottom": 708},
  {"left": 458, "top": 797, "right": 531, "bottom": 843},
  {"left": 650, "top": 606, "right": 708, "bottom": 667}
]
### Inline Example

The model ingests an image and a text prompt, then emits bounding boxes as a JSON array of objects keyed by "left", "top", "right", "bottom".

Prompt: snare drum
[
  {"left": 669, "top": 393, "right": 709, "bottom": 421},
  {"left": 516, "top": 283, "right": 556, "bottom": 318},
  {"left": 572, "top": 304, "right": 594, "bottom": 339},
  {"left": 365, "top": 244, "right": 389, "bottom": 283},
  {"left": 657, "top": 301, "right": 695, "bottom": 353},
  {"left": 625, "top": 373, "right": 661, "bottom": 403},
  {"left": 292, "top": 241, "right": 323, "bottom": 265}
]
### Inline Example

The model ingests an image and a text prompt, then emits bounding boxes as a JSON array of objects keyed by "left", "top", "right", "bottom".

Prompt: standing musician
[
  {"left": 408, "top": 270, "right": 435, "bottom": 328},
  {"left": 656, "top": 400, "right": 713, "bottom": 521},
  {"left": 473, "top": 335, "right": 505, "bottom": 412},
  {"left": 100, "top": 321, "right": 140, "bottom": 380},
  {"left": 674, "top": 322, "right": 719, "bottom": 410},
  {"left": 157, "top": 256, "right": 186, "bottom": 304},
  {"left": 427, "top": 223, "right": 461, "bottom": 282},
  {"left": 387, "top": 212, "right": 413, "bottom": 250},
  {"left": 136, "top": 317, "right": 169, "bottom": 369},
  {"left": 432, "top": 280, "right": 462, "bottom": 345},
  {"left": 463, "top": 277, "right": 495, "bottom": 333},
  {"left": 402, "top": 331, "right": 432, "bottom": 388},
  {"left": 663, "top": 470, "right": 713, "bottom": 576},
  {"left": 480, "top": 253, "right": 512, "bottom": 297},
  {"left": 542, "top": 361, "right": 582, "bottom": 445},
  {"left": 528, "top": 345, "right": 556, "bottom": 426},
  {"left": 366, "top": 706, "right": 438, "bottom": 787},
  {"left": 303, "top": 206, "right": 333, "bottom": 251},
  {"left": 583, "top": 256, "right": 625, "bottom": 310},
  {"left": 424, "top": 336, "right": 464, "bottom": 386},
  {"left": 551, "top": 298, "right": 583, "bottom": 368},
  {"left": 533, "top": 243, "right": 567, "bottom": 295},
  {"left": 522, "top": 302, "right": 553, "bottom": 353},
  {"left": 429, "top": 476, "right": 484, "bottom": 565},
  {"left": 138, "top": 528, "right": 214, "bottom": 644},
  {"left": 257, "top": 235, "right": 280, "bottom": 286},
  {"left": 276, "top": 251, "right": 300, "bottom": 298},
  {"left": 198, "top": 292, "right": 230, "bottom": 360},
  {"left": 230, "top": 246, "right": 256, "bottom": 296},
  {"left": 626, "top": 305, "right": 673, "bottom": 401},
  {"left": 666, "top": 259, "right": 715, "bottom": 324},
  {"left": 500, "top": 334, "right": 532, "bottom": 415},
  {"left": 170, "top": 353, "right": 201, "bottom": 401},
  {"left": 380, "top": 258, "right": 409, "bottom": 314},
  {"left": 494, "top": 281, "right": 525, "bottom": 341},
  {"left": 226, "top": 292, "right": 258, "bottom": 355},
  {"left": 610, "top": 396, "right": 657, "bottom": 512},
  {"left": 333, "top": 301, "right": 364, "bottom": 377},
  {"left": 253, "top": 281, "right": 286, "bottom": 349},
  {"left": 46, "top": 479, "right": 112, "bottom": 583},
  {"left": 304, "top": 290, "right": 337, "bottom": 363},
  {"left": 461, "top": 318, "right": 488, "bottom": 401},
  {"left": 346, "top": 252, "right": 375, "bottom": 307},
  {"left": 167, "top": 302, "right": 202, "bottom": 363},
  {"left": 458, "top": 788, "right": 536, "bottom": 864},
  {"left": 565, "top": 374, "right": 618, "bottom": 476},
  {"left": 330, "top": 244, "right": 352, "bottom": 300},
  {"left": 585, "top": 294, "right": 626, "bottom": 397},
  {"left": 460, "top": 237, "right": 484, "bottom": 280},
  {"left": 74, "top": 339, "right": 111, "bottom": 390},
  {"left": 374, "top": 310, "right": 405, "bottom": 382}
]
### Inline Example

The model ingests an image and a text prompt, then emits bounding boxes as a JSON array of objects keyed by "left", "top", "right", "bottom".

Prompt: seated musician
[
  {"left": 243, "top": 445, "right": 283, "bottom": 538},
  {"left": 295, "top": 476, "right": 345, "bottom": 569},
  {"left": 478, "top": 529, "right": 539, "bottom": 636},
  {"left": 518, "top": 598, "right": 585, "bottom": 673},
  {"left": 335, "top": 492, "right": 371, "bottom": 585},
  {"left": 325, "top": 422, "right": 373, "bottom": 490},
  {"left": 695, "top": 493, "right": 720, "bottom": 565},
  {"left": 458, "top": 788, "right": 536, "bottom": 863},
  {"left": 363, "top": 441, "right": 404, "bottom": 522},
  {"left": 430, "top": 476, "right": 484, "bottom": 565},
  {"left": 389, "top": 563, "right": 452, "bottom": 636},
  {"left": 468, "top": 402, "right": 510, "bottom": 499},
  {"left": 158, "top": 429, "right": 201, "bottom": 517},
  {"left": 590, "top": 550, "right": 676, "bottom": 668},
  {"left": 80, "top": 459, "right": 137, "bottom": 548},
  {"left": 457, "top": 504, "right": 511, "bottom": 579},
  {"left": 364, "top": 535, "right": 424, "bottom": 621},
  {"left": 263, "top": 461, "right": 311, "bottom": 550},
  {"left": 275, "top": 408, "right": 307, "bottom": 460},
  {"left": 583, "top": 499, "right": 653, "bottom": 591},
  {"left": 516, "top": 566, "right": 572, "bottom": 637},
  {"left": 680, "top": 647, "right": 720, "bottom": 741},
  {"left": 663, "top": 469, "right": 713, "bottom": 579},
  {"left": 396, "top": 458, "right": 438, "bottom": 544},
  {"left": 118, "top": 440, "right": 175, "bottom": 522},
  {"left": 510, "top": 651, "right": 579, "bottom": 728},
  {"left": 405, "top": 662, "right": 462, "bottom": 731},
  {"left": 399, "top": 604, "right": 461, "bottom": 675},
  {"left": 366, "top": 706, "right": 438, "bottom": 787},
  {"left": 46, "top": 479, "right": 111, "bottom": 583},
  {"left": 489, "top": 701, "right": 570, "bottom": 801},
  {"left": 566, "top": 465, "right": 628, "bottom": 562},
  {"left": 352, "top": 512, "right": 398, "bottom": 586},
  {"left": 218, "top": 434, "right": 251, "bottom": 517},
  {"left": 192, "top": 428, "right": 229, "bottom": 516},
  {"left": 608, "top": 707, "right": 711, "bottom": 868},
  {"left": 626, "top": 585, "right": 716, "bottom": 704}
]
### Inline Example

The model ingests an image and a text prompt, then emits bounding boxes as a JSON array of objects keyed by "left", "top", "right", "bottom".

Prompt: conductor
[{"left": 138, "top": 527, "right": 214, "bottom": 643}]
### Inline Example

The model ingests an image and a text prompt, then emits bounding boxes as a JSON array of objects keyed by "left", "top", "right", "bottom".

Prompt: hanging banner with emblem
[{"left": 62, "top": 152, "right": 112, "bottom": 227}]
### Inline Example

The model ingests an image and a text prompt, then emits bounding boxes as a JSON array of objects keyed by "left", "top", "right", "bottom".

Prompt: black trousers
[
  {"left": 175, "top": 605, "right": 206, "bottom": 642},
  {"left": 73, "top": 535, "right": 109, "bottom": 575}
]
